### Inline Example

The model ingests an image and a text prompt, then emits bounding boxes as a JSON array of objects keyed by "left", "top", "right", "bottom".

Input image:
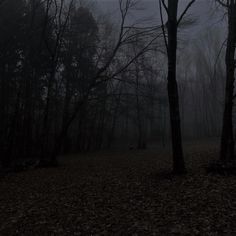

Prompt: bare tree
[
  {"left": 48, "top": 0, "right": 161, "bottom": 163},
  {"left": 159, "top": 0, "right": 196, "bottom": 174},
  {"left": 215, "top": 0, "right": 236, "bottom": 161}
]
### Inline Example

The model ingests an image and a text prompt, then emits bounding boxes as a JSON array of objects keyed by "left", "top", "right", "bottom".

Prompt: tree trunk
[
  {"left": 220, "top": 2, "right": 236, "bottom": 161},
  {"left": 167, "top": 0, "right": 186, "bottom": 174},
  {"left": 40, "top": 63, "right": 56, "bottom": 161}
]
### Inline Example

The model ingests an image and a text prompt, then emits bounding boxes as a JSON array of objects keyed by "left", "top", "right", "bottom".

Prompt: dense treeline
[
  {"left": 0, "top": 0, "right": 234, "bottom": 174},
  {"left": 0, "top": 0, "right": 162, "bottom": 167}
]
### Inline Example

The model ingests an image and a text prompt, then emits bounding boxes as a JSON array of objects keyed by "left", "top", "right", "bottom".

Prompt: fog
[
  {"left": 0, "top": 0, "right": 230, "bottom": 162},
  {"left": 0, "top": 1, "right": 236, "bottom": 234}
]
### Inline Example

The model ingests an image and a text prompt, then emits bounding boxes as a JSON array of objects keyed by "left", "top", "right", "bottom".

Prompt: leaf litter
[{"left": 0, "top": 143, "right": 236, "bottom": 235}]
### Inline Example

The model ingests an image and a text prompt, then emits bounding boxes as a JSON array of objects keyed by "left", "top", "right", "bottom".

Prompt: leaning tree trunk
[
  {"left": 220, "top": 2, "right": 236, "bottom": 161},
  {"left": 167, "top": 0, "right": 186, "bottom": 174}
]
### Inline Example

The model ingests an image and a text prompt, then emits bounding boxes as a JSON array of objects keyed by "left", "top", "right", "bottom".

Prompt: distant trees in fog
[
  {"left": 0, "top": 0, "right": 235, "bottom": 174},
  {"left": 0, "top": 0, "right": 160, "bottom": 168}
]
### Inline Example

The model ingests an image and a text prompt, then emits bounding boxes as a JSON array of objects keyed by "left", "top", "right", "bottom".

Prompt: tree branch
[
  {"left": 161, "top": 0, "right": 168, "bottom": 14},
  {"left": 177, "top": 0, "right": 196, "bottom": 26},
  {"left": 215, "top": 0, "right": 229, "bottom": 8},
  {"left": 159, "top": 0, "right": 168, "bottom": 52}
]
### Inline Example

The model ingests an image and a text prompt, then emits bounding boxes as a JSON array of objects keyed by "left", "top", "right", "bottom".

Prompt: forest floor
[{"left": 1, "top": 140, "right": 236, "bottom": 235}]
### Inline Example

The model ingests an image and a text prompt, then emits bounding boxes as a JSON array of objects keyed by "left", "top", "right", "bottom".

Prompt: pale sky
[{"left": 98, "top": 0, "right": 226, "bottom": 40}]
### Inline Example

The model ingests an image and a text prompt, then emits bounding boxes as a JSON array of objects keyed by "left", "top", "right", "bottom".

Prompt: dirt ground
[{"left": 1, "top": 140, "right": 236, "bottom": 235}]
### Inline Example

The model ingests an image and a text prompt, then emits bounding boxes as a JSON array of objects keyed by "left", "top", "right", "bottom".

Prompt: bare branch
[
  {"left": 159, "top": 0, "right": 168, "bottom": 52},
  {"left": 215, "top": 0, "right": 229, "bottom": 8},
  {"left": 177, "top": 0, "right": 196, "bottom": 26},
  {"left": 161, "top": 0, "right": 168, "bottom": 14}
]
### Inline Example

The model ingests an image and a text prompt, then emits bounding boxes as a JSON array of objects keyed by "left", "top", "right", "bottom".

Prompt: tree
[
  {"left": 50, "top": 5, "right": 99, "bottom": 162},
  {"left": 0, "top": 0, "right": 161, "bottom": 169},
  {"left": 216, "top": 0, "right": 236, "bottom": 161},
  {"left": 48, "top": 0, "right": 160, "bottom": 163},
  {"left": 0, "top": 0, "right": 52, "bottom": 168},
  {"left": 159, "top": 0, "right": 196, "bottom": 174}
]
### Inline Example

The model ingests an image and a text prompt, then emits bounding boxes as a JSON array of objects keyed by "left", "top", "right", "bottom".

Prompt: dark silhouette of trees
[
  {"left": 49, "top": 5, "right": 99, "bottom": 164},
  {"left": 216, "top": 0, "right": 236, "bottom": 161},
  {"left": 3, "top": 0, "right": 235, "bottom": 176},
  {"left": 159, "top": 0, "right": 196, "bottom": 174},
  {"left": 0, "top": 0, "right": 51, "bottom": 168},
  {"left": 0, "top": 0, "right": 161, "bottom": 168}
]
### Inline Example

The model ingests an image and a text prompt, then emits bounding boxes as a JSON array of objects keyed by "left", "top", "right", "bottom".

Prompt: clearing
[{"left": 1, "top": 141, "right": 236, "bottom": 235}]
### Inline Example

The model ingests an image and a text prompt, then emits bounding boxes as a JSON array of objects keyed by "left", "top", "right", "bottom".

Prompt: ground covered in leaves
[{"left": 1, "top": 140, "right": 236, "bottom": 235}]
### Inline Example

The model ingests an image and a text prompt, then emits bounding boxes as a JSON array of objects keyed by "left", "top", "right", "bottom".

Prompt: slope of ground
[{"left": 1, "top": 141, "right": 236, "bottom": 235}]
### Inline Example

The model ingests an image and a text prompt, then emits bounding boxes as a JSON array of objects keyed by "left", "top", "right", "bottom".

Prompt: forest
[{"left": 0, "top": 0, "right": 236, "bottom": 235}]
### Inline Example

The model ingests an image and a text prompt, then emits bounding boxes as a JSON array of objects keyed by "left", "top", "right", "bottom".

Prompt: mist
[{"left": 0, "top": 0, "right": 236, "bottom": 235}]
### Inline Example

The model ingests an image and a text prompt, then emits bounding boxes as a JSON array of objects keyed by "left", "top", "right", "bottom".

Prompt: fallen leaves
[{"left": 0, "top": 143, "right": 236, "bottom": 235}]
